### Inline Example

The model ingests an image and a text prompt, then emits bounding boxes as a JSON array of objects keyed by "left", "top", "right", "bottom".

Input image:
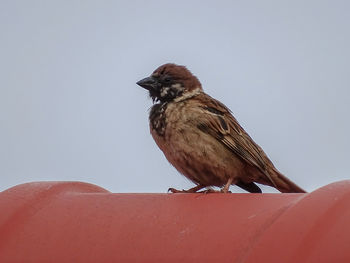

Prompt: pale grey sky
[{"left": 1, "top": 0, "right": 349, "bottom": 192}]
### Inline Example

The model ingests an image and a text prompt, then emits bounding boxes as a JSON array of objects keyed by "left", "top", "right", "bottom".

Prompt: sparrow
[{"left": 137, "top": 63, "right": 306, "bottom": 193}]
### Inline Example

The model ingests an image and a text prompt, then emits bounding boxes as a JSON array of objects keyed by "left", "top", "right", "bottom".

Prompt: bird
[{"left": 137, "top": 63, "right": 306, "bottom": 193}]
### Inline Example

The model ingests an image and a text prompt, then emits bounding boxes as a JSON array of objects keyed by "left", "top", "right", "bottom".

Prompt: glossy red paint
[{"left": 0, "top": 181, "right": 349, "bottom": 262}]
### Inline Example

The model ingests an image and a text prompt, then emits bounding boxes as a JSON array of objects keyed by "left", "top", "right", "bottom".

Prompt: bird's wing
[{"left": 195, "top": 97, "right": 277, "bottom": 188}]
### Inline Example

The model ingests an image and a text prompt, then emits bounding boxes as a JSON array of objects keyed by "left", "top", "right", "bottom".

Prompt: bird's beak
[{"left": 136, "top": 76, "right": 158, "bottom": 91}]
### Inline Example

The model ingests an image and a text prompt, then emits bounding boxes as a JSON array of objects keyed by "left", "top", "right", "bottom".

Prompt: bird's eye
[{"left": 163, "top": 76, "right": 171, "bottom": 83}]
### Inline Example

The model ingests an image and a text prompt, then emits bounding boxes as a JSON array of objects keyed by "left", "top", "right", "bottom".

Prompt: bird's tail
[{"left": 268, "top": 168, "right": 306, "bottom": 193}]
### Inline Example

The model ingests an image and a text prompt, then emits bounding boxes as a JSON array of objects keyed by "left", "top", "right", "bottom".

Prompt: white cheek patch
[
  {"left": 160, "top": 87, "right": 170, "bottom": 97},
  {"left": 171, "top": 83, "right": 182, "bottom": 89},
  {"left": 160, "top": 84, "right": 185, "bottom": 98}
]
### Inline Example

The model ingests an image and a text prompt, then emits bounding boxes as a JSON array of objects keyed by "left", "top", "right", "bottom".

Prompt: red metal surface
[{"left": 0, "top": 181, "right": 350, "bottom": 263}]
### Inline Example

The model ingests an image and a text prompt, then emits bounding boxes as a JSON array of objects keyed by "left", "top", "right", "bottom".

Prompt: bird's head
[{"left": 137, "top": 63, "right": 202, "bottom": 103}]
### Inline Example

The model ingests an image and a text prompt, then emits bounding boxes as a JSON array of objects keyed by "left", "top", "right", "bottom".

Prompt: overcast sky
[{"left": 1, "top": 1, "right": 349, "bottom": 193}]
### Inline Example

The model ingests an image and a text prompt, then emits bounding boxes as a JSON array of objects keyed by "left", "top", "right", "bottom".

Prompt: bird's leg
[
  {"left": 220, "top": 178, "right": 234, "bottom": 193},
  {"left": 198, "top": 180, "right": 233, "bottom": 194},
  {"left": 168, "top": 185, "right": 205, "bottom": 193},
  {"left": 199, "top": 188, "right": 221, "bottom": 193}
]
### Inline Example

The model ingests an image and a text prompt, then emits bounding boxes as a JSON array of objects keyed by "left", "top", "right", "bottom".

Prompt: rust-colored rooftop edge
[{"left": 1, "top": 181, "right": 349, "bottom": 262}]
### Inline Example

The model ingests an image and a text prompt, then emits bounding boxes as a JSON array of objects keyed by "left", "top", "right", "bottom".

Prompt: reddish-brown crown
[{"left": 152, "top": 63, "right": 202, "bottom": 91}]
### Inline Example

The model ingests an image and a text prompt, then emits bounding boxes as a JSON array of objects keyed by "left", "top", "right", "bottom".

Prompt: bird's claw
[
  {"left": 198, "top": 188, "right": 232, "bottom": 194},
  {"left": 168, "top": 187, "right": 186, "bottom": 193},
  {"left": 167, "top": 185, "right": 232, "bottom": 194}
]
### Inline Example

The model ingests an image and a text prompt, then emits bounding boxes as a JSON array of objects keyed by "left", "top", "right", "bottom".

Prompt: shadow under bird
[{"left": 137, "top": 63, "right": 306, "bottom": 193}]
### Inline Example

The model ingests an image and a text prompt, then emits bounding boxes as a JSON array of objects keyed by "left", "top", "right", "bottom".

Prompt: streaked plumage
[{"left": 137, "top": 63, "right": 305, "bottom": 193}]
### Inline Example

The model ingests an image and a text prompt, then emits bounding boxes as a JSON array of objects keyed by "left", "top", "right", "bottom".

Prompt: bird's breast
[
  {"left": 149, "top": 101, "right": 244, "bottom": 186},
  {"left": 149, "top": 101, "right": 195, "bottom": 159},
  {"left": 149, "top": 103, "right": 168, "bottom": 136}
]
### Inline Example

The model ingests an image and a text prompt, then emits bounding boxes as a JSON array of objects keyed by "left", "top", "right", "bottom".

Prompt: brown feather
[
  {"left": 152, "top": 63, "right": 202, "bottom": 92},
  {"left": 192, "top": 93, "right": 305, "bottom": 192},
  {"left": 141, "top": 63, "right": 306, "bottom": 193}
]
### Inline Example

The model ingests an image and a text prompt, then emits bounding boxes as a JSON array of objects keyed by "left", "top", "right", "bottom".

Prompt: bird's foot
[
  {"left": 198, "top": 188, "right": 232, "bottom": 194},
  {"left": 168, "top": 188, "right": 187, "bottom": 193},
  {"left": 219, "top": 178, "right": 234, "bottom": 193},
  {"left": 199, "top": 188, "right": 219, "bottom": 193},
  {"left": 168, "top": 184, "right": 232, "bottom": 194},
  {"left": 168, "top": 185, "right": 205, "bottom": 193}
]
